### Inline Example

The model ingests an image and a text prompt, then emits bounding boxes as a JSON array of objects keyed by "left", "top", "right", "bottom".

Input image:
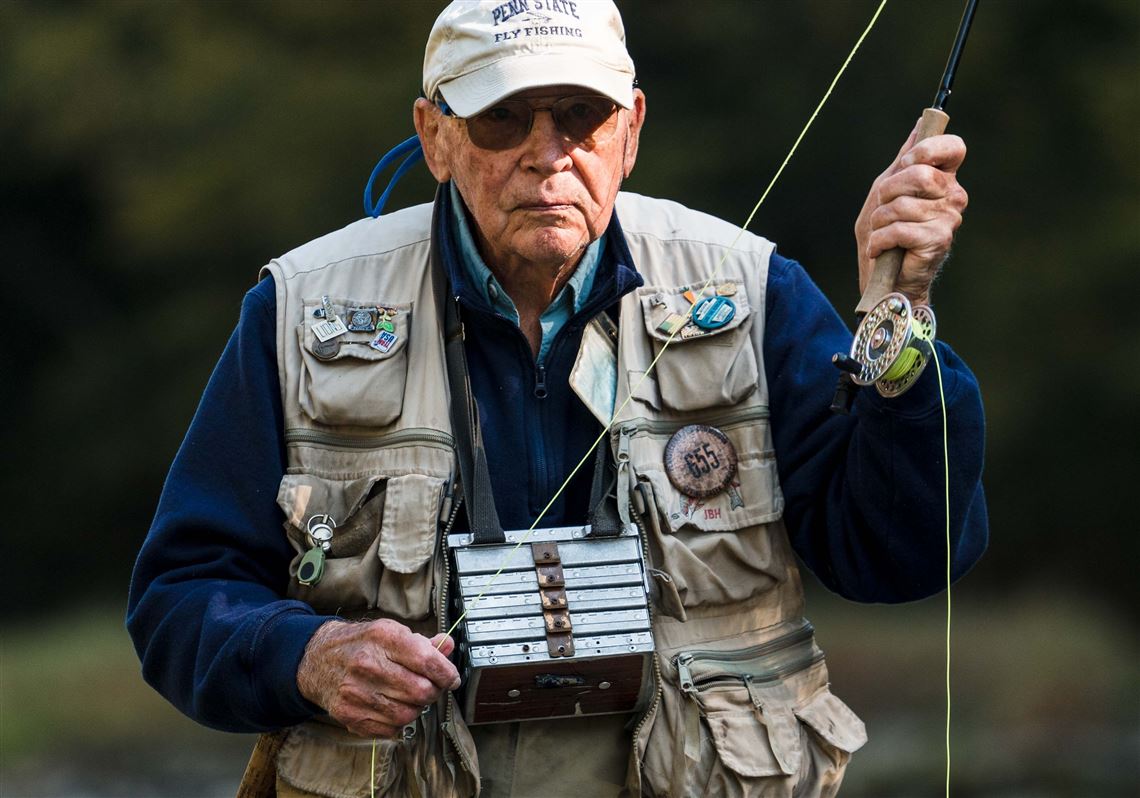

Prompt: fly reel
[{"left": 833, "top": 292, "right": 936, "bottom": 397}]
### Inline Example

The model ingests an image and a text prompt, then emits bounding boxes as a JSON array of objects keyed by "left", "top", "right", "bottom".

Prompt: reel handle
[{"left": 854, "top": 107, "right": 950, "bottom": 316}]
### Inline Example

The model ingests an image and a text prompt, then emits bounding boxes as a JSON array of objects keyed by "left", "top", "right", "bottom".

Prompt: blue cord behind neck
[{"left": 363, "top": 134, "right": 424, "bottom": 218}]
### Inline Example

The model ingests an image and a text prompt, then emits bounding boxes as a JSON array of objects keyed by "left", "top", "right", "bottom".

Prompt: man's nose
[{"left": 520, "top": 109, "right": 574, "bottom": 172}]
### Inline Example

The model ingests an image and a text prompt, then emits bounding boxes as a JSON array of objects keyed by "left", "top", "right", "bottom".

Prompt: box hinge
[{"left": 533, "top": 542, "right": 575, "bottom": 657}]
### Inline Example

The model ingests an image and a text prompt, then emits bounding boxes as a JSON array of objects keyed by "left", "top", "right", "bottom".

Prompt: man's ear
[
  {"left": 414, "top": 98, "right": 452, "bottom": 184},
  {"left": 622, "top": 89, "right": 646, "bottom": 179}
]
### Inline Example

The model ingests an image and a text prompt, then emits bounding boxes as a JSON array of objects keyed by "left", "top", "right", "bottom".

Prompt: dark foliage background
[{"left": 1, "top": 1, "right": 1136, "bottom": 796}]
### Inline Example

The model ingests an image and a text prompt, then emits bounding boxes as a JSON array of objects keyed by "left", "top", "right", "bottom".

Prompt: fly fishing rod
[{"left": 831, "top": 0, "right": 979, "bottom": 410}]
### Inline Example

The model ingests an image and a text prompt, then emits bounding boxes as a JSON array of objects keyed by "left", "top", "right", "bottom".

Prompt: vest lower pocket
[
  {"left": 376, "top": 474, "right": 446, "bottom": 621},
  {"left": 279, "top": 472, "right": 445, "bottom": 621},
  {"left": 276, "top": 705, "right": 479, "bottom": 798},
  {"left": 276, "top": 722, "right": 399, "bottom": 798},
  {"left": 792, "top": 689, "right": 868, "bottom": 797},
  {"left": 639, "top": 624, "right": 865, "bottom": 798}
]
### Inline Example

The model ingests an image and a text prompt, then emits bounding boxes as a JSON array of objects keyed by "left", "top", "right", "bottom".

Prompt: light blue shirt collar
[{"left": 448, "top": 182, "right": 603, "bottom": 363}]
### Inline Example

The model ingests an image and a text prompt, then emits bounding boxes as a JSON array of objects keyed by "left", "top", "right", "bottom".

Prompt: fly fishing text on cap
[{"left": 423, "top": 0, "right": 637, "bottom": 117}]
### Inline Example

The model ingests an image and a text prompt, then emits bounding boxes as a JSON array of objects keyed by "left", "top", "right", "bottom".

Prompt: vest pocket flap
[
  {"left": 705, "top": 710, "right": 788, "bottom": 778},
  {"left": 793, "top": 689, "right": 868, "bottom": 754},
  {"left": 278, "top": 473, "right": 381, "bottom": 532},
  {"left": 639, "top": 285, "right": 752, "bottom": 343},
  {"left": 300, "top": 299, "right": 411, "bottom": 362},
  {"left": 377, "top": 474, "right": 445, "bottom": 573}
]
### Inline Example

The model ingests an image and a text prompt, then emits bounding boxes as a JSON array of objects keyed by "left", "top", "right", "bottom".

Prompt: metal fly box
[{"left": 447, "top": 524, "right": 655, "bottom": 725}]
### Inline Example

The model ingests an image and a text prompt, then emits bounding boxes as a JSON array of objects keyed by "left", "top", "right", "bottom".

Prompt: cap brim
[{"left": 438, "top": 53, "right": 634, "bottom": 117}]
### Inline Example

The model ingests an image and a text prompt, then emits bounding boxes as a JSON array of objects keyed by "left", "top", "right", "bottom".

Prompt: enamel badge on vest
[
  {"left": 664, "top": 424, "right": 739, "bottom": 498},
  {"left": 691, "top": 295, "right": 737, "bottom": 331}
]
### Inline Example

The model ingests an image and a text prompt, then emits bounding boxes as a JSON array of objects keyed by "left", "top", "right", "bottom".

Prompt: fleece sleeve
[
  {"left": 763, "top": 253, "right": 988, "bottom": 602},
  {"left": 126, "top": 279, "right": 329, "bottom": 732}
]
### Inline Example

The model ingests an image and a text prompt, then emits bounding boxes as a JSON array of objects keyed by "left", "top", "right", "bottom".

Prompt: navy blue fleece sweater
[{"left": 127, "top": 208, "right": 987, "bottom": 732}]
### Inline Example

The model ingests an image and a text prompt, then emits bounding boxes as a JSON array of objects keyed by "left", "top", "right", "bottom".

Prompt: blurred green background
[{"left": 1, "top": 1, "right": 1136, "bottom": 796}]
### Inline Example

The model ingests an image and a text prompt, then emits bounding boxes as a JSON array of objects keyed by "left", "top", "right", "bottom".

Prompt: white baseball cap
[{"left": 423, "top": 0, "right": 637, "bottom": 117}]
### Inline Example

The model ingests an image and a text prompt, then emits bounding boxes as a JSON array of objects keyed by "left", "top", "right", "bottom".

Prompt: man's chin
[{"left": 518, "top": 229, "right": 592, "bottom": 268}]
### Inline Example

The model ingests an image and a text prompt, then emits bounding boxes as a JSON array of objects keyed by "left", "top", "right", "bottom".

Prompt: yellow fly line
[{"left": 932, "top": 345, "right": 953, "bottom": 798}]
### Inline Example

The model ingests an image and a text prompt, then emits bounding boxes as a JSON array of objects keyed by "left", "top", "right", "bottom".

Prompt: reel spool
[{"left": 833, "top": 292, "right": 936, "bottom": 398}]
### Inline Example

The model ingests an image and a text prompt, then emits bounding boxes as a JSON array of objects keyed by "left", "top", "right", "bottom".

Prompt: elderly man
[{"left": 128, "top": 2, "right": 986, "bottom": 797}]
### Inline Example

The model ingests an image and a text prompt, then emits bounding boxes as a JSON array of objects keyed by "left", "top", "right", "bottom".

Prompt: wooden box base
[{"left": 463, "top": 653, "right": 651, "bottom": 725}]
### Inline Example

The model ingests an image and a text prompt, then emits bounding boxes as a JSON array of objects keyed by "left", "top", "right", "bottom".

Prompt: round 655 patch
[{"left": 664, "top": 424, "right": 738, "bottom": 498}]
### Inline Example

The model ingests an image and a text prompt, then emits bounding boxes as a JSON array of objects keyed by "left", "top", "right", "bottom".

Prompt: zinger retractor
[{"left": 832, "top": 292, "right": 936, "bottom": 398}]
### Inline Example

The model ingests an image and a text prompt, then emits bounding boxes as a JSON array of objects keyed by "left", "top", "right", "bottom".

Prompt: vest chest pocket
[
  {"left": 278, "top": 471, "right": 445, "bottom": 621},
  {"left": 638, "top": 286, "right": 758, "bottom": 412},
  {"left": 620, "top": 410, "right": 786, "bottom": 611},
  {"left": 296, "top": 299, "right": 411, "bottom": 428}
]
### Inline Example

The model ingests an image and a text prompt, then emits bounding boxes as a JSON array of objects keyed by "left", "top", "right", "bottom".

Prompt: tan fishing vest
[{"left": 260, "top": 192, "right": 866, "bottom": 798}]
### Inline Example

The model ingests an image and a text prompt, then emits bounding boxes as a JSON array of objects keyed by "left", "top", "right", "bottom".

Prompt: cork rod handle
[{"left": 854, "top": 106, "right": 950, "bottom": 316}]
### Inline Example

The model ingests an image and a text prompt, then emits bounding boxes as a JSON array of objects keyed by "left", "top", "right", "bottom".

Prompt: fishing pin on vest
[{"left": 834, "top": 292, "right": 936, "bottom": 397}]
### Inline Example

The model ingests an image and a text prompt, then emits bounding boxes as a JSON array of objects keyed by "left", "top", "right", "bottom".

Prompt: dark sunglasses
[{"left": 440, "top": 95, "right": 621, "bottom": 151}]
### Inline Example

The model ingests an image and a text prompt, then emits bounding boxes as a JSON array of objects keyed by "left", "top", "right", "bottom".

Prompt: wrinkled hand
[
  {"left": 297, "top": 619, "right": 460, "bottom": 738},
  {"left": 854, "top": 121, "right": 968, "bottom": 305}
]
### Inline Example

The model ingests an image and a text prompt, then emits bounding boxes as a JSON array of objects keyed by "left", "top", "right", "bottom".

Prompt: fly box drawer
[{"left": 447, "top": 524, "right": 655, "bottom": 725}]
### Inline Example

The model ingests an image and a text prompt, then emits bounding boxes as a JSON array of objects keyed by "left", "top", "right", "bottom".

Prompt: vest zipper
[
  {"left": 284, "top": 427, "right": 456, "bottom": 451},
  {"left": 615, "top": 424, "right": 635, "bottom": 524},
  {"left": 526, "top": 339, "right": 550, "bottom": 514},
  {"left": 438, "top": 490, "right": 464, "bottom": 636},
  {"left": 628, "top": 489, "right": 663, "bottom": 785},
  {"left": 679, "top": 650, "right": 825, "bottom": 695},
  {"left": 438, "top": 491, "right": 478, "bottom": 778},
  {"left": 533, "top": 364, "right": 548, "bottom": 399},
  {"left": 617, "top": 405, "right": 771, "bottom": 438},
  {"left": 674, "top": 621, "right": 817, "bottom": 695}
]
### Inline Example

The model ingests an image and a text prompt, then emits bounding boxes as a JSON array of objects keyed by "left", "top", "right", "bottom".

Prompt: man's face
[{"left": 416, "top": 85, "right": 646, "bottom": 271}]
